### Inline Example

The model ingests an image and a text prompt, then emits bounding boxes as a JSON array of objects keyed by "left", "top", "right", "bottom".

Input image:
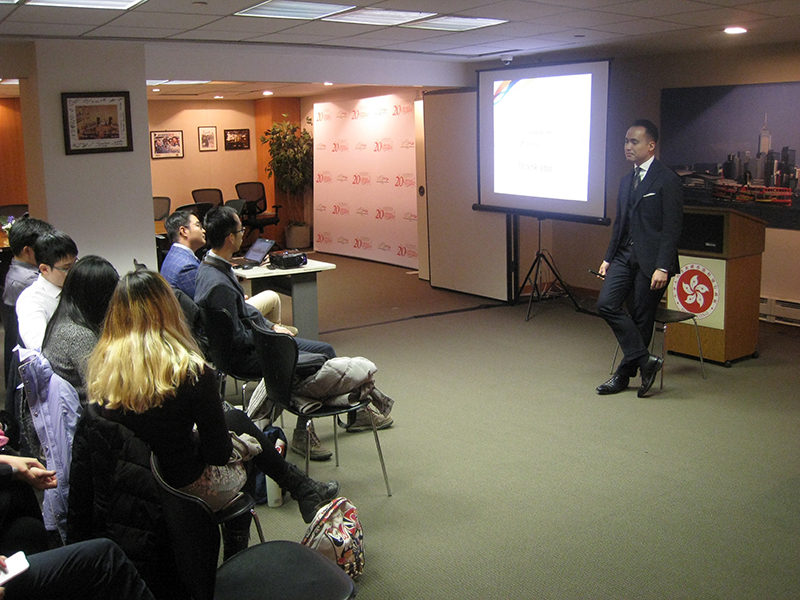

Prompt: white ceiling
[{"left": 2, "top": 0, "right": 800, "bottom": 99}]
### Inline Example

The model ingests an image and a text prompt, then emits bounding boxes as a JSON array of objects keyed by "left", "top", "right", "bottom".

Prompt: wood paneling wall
[{"left": 0, "top": 98, "right": 28, "bottom": 207}]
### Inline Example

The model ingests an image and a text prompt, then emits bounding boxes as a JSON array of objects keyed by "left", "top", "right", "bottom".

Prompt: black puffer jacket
[{"left": 67, "top": 405, "right": 188, "bottom": 600}]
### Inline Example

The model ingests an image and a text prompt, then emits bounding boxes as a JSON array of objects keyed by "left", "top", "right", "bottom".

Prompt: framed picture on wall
[
  {"left": 61, "top": 91, "right": 133, "bottom": 155},
  {"left": 224, "top": 128, "right": 250, "bottom": 150},
  {"left": 150, "top": 130, "right": 184, "bottom": 159},
  {"left": 198, "top": 126, "right": 217, "bottom": 152}
]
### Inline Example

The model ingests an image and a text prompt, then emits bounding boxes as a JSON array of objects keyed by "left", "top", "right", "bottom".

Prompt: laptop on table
[{"left": 230, "top": 238, "right": 275, "bottom": 267}]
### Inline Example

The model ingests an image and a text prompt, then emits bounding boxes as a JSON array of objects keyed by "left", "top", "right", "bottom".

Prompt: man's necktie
[{"left": 632, "top": 166, "right": 642, "bottom": 192}]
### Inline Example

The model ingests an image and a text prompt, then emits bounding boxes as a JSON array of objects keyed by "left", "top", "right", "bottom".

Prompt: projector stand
[{"left": 517, "top": 219, "right": 582, "bottom": 321}]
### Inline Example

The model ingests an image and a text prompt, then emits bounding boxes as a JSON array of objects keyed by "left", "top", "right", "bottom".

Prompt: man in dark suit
[{"left": 595, "top": 119, "right": 683, "bottom": 397}]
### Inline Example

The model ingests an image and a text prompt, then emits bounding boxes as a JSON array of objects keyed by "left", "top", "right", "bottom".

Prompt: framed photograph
[
  {"left": 224, "top": 128, "right": 250, "bottom": 151},
  {"left": 150, "top": 130, "right": 184, "bottom": 159},
  {"left": 198, "top": 126, "right": 217, "bottom": 152},
  {"left": 61, "top": 91, "right": 133, "bottom": 155}
]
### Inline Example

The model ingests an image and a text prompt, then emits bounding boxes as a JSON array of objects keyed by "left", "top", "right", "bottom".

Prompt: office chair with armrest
[
  {"left": 611, "top": 306, "right": 706, "bottom": 389},
  {"left": 235, "top": 181, "right": 281, "bottom": 237},
  {"left": 199, "top": 306, "right": 262, "bottom": 408},
  {"left": 252, "top": 326, "right": 392, "bottom": 496},
  {"left": 153, "top": 196, "right": 171, "bottom": 221},
  {"left": 151, "top": 453, "right": 354, "bottom": 600}
]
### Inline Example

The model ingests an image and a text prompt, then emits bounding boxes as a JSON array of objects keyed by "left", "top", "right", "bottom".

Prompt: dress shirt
[{"left": 16, "top": 274, "right": 61, "bottom": 350}]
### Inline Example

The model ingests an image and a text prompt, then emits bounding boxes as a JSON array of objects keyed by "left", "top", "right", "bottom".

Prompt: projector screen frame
[{"left": 476, "top": 59, "right": 612, "bottom": 227}]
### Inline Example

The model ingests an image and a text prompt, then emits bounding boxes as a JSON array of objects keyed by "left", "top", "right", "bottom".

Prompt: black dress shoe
[
  {"left": 596, "top": 374, "right": 630, "bottom": 395},
  {"left": 638, "top": 354, "right": 664, "bottom": 398}
]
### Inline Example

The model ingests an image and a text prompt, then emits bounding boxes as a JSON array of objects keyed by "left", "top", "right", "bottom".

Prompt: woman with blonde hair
[{"left": 88, "top": 270, "right": 338, "bottom": 558}]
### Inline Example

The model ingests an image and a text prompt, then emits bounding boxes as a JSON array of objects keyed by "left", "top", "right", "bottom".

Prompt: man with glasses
[
  {"left": 160, "top": 209, "right": 208, "bottom": 299},
  {"left": 16, "top": 231, "right": 78, "bottom": 350}
]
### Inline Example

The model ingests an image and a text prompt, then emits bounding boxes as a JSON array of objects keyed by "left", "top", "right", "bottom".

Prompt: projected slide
[
  {"left": 493, "top": 74, "right": 591, "bottom": 202},
  {"left": 477, "top": 60, "right": 609, "bottom": 224}
]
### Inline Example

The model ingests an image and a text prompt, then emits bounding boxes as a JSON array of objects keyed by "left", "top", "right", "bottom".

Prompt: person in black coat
[{"left": 595, "top": 119, "right": 684, "bottom": 398}]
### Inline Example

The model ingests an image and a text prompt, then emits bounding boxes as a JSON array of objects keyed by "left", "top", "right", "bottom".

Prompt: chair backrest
[
  {"left": 152, "top": 196, "right": 171, "bottom": 221},
  {"left": 235, "top": 181, "right": 266, "bottom": 214},
  {"left": 150, "top": 453, "right": 219, "bottom": 600},
  {"left": 225, "top": 198, "right": 246, "bottom": 218},
  {"left": 192, "top": 188, "right": 224, "bottom": 206},
  {"left": 199, "top": 306, "right": 237, "bottom": 374},
  {"left": 251, "top": 327, "right": 298, "bottom": 410}
]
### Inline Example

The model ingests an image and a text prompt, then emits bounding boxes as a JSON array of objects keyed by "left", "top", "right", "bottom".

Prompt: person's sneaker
[
  {"left": 344, "top": 407, "right": 394, "bottom": 433},
  {"left": 290, "top": 424, "right": 332, "bottom": 461}
]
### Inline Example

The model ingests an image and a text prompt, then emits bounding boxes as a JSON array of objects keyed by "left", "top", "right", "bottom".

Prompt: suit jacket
[
  {"left": 160, "top": 244, "right": 200, "bottom": 299},
  {"left": 604, "top": 157, "right": 684, "bottom": 277},
  {"left": 194, "top": 253, "right": 274, "bottom": 363}
]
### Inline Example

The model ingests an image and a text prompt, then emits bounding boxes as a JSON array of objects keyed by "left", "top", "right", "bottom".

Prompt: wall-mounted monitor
[{"left": 476, "top": 60, "right": 610, "bottom": 225}]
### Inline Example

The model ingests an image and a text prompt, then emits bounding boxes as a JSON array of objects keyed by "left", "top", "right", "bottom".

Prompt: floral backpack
[{"left": 301, "top": 496, "right": 364, "bottom": 579}]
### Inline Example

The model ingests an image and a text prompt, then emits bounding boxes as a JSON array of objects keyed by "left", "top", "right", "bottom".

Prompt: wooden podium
[{"left": 666, "top": 206, "right": 767, "bottom": 366}]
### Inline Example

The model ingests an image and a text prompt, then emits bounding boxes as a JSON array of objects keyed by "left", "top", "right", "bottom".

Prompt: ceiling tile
[
  {"left": 84, "top": 25, "right": 185, "bottom": 37},
  {"left": 133, "top": 0, "right": 258, "bottom": 16},
  {"left": 593, "top": 17, "right": 698, "bottom": 34},
  {"left": 0, "top": 21, "right": 95, "bottom": 35},
  {"left": 533, "top": 9, "right": 633, "bottom": 27},
  {"left": 7, "top": 5, "right": 123, "bottom": 24},
  {"left": 186, "top": 15, "right": 297, "bottom": 34},
  {"left": 739, "top": 0, "right": 800, "bottom": 16},
  {"left": 602, "top": 0, "right": 714, "bottom": 18},
  {"left": 169, "top": 28, "right": 256, "bottom": 41},
  {"left": 659, "top": 7, "right": 773, "bottom": 25},
  {"left": 457, "top": 0, "right": 569, "bottom": 20},
  {"left": 106, "top": 10, "right": 221, "bottom": 28},
  {"left": 276, "top": 20, "right": 384, "bottom": 35}
]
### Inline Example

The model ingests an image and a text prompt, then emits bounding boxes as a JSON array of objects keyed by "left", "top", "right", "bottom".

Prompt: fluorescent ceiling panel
[
  {"left": 162, "top": 80, "right": 211, "bottom": 85},
  {"left": 237, "top": 0, "right": 354, "bottom": 20},
  {"left": 0, "top": 0, "right": 19, "bottom": 4},
  {"left": 403, "top": 16, "right": 506, "bottom": 31},
  {"left": 323, "top": 8, "right": 435, "bottom": 26},
  {"left": 26, "top": 0, "right": 144, "bottom": 8}
]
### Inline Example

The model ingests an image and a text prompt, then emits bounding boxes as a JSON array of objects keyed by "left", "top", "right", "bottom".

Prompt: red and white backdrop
[{"left": 313, "top": 93, "right": 419, "bottom": 268}]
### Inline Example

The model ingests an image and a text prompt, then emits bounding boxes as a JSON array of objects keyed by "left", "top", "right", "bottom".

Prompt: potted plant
[{"left": 260, "top": 116, "right": 314, "bottom": 248}]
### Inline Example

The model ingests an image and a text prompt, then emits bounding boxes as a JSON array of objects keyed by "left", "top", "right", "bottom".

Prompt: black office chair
[
  {"left": 199, "top": 306, "right": 263, "bottom": 408},
  {"left": 235, "top": 181, "right": 281, "bottom": 237},
  {"left": 192, "top": 187, "right": 224, "bottom": 207},
  {"left": 252, "top": 326, "right": 392, "bottom": 496},
  {"left": 611, "top": 306, "right": 706, "bottom": 389},
  {"left": 176, "top": 201, "right": 214, "bottom": 223},
  {"left": 153, "top": 196, "right": 171, "bottom": 221},
  {"left": 150, "top": 453, "right": 353, "bottom": 600}
]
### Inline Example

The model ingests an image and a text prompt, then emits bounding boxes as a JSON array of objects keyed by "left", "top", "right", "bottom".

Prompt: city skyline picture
[{"left": 661, "top": 81, "right": 800, "bottom": 231}]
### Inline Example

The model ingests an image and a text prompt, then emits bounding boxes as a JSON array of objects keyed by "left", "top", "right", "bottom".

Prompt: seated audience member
[
  {"left": 0, "top": 538, "right": 154, "bottom": 600},
  {"left": 89, "top": 270, "right": 340, "bottom": 557},
  {"left": 195, "top": 206, "right": 393, "bottom": 461},
  {"left": 15, "top": 231, "right": 78, "bottom": 350},
  {"left": 42, "top": 256, "right": 119, "bottom": 405},
  {"left": 0, "top": 454, "right": 54, "bottom": 558},
  {"left": 2, "top": 218, "right": 54, "bottom": 381},
  {"left": 160, "top": 209, "right": 290, "bottom": 330}
]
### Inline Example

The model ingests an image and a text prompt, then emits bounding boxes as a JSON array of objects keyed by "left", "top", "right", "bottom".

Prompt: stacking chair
[
  {"left": 235, "top": 181, "right": 281, "bottom": 237},
  {"left": 153, "top": 196, "right": 171, "bottom": 221},
  {"left": 252, "top": 326, "right": 392, "bottom": 496},
  {"left": 611, "top": 306, "right": 706, "bottom": 389},
  {"left": 200, "top": 306, "right": 262, "bottom": 408},
  {"left": 151, "top": 454, "right": 353, "bottom": 600}
]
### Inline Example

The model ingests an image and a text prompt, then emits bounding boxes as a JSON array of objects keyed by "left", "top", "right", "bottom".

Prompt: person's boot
[
  {"left": 221, "top": 522, "right": 251, "bottom": 562},
  {"left": 277, "top": 463, "right": 340, "bottom": 523}
]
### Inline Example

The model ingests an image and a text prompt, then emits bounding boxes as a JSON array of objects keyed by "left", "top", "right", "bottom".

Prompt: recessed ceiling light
[
  {"left": 402, "top": 16, "right": 506, "bottom": 31},
  {"left": 152, "top": 88, "right": 160, "bottom": 92},
  {"left": 214, "top": 95, "right": 224, "bottom": 99},
  {"left": 262, "top": 90, "right": 273, "bottom": 96},
  {"left": 237, "top": 0, "right": 354, "bottom": 20},
  {"left": 324, "top": 82, "right": 333, "bottom": 86},
  {"left": 26, "top": 0, "right": 146, "bottom": 8},
  {"left": 0, "top": 0, "right": 20, "bottom": 5},
  {"left": 323, "top": 8, "right": 435, "bottom": 26},
  {"left": 724, "top": 26, "right": 747, "bottom": 34},
  {"left": 147, "top": 80, "right": 169, "bottom": 86}
]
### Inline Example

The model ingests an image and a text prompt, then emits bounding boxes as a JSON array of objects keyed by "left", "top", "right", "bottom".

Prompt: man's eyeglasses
[{"left": 53, "top": 263, "right": 74, "bottom": 273}]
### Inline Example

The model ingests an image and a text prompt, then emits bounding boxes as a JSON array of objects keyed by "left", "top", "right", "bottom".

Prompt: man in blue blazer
[{"left": 595, "top": 119, "right": 683, "bottom": 397}]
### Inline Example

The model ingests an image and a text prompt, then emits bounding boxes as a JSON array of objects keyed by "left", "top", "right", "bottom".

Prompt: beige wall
[
  {"left": 543, "top": 44, "right": 800, "bottom": 304},
  {"left": 148, "top": 100, "right": 259, "bottom": 212}
]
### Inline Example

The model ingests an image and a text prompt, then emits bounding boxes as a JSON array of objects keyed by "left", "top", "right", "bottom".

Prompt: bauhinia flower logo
[
  {"left": 682, "top": 274, "right": 710, "bottom": 308},
  {"left": 673, "top": 264, "right": 719, "bottom": 320}
]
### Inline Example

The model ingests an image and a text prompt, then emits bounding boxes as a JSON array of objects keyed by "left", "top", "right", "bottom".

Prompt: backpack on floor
[{"left": 301, "top": 496, "right": 364, "bottom": 579}]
